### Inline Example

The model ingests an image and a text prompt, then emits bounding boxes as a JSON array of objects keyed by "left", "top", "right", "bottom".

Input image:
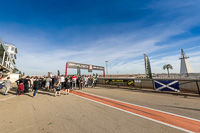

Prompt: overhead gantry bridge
[{"left": 65, "top": 62, "right": 105, "bottom": 77}]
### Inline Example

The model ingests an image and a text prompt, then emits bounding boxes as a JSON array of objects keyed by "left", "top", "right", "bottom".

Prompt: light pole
[{"left": 105, "top": 61, "right": 108, "bottom": 77}]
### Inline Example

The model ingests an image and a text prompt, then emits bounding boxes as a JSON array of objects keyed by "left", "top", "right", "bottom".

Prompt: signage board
[
  {"left": 105, "top": 79, "right": 134, "bottom": 86},
  {"left": 88, "top": 65, "right": 93, "bottom": 72}
]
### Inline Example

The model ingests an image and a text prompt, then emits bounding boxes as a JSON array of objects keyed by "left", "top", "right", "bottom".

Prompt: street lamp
[{"left": 105, "top": 61, "right": 108, "bottom": 77}]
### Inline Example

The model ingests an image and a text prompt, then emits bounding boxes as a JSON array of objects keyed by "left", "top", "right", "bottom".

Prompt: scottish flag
[{"left": 154, "top": 80, "right": 180, "bottom": 92}]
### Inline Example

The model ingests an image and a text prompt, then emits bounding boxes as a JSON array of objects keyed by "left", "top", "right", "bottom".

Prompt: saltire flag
[
  {"left": 154, "top": 80, "right": 180, "bottom": 92},
  {"left": 144, "top": 54, "right": 152, "bottom": 79}
]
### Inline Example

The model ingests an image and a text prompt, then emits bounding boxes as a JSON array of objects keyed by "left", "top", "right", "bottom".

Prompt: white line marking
[
  {"left": 0, "top": 95, "right": 16, "bottom": 102},
  {"left": 77, "top": 91, "right": 200, "bottom": 122},
  {"left": 72, "top": 93, "right": 194, "bottom": 133}
]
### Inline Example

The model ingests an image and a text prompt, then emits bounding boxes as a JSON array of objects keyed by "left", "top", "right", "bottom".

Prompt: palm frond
[{"left": 163, "top": 64, "right": 173, "bottom": 70}]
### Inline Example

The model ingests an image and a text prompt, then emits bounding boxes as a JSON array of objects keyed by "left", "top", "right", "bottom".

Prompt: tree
[
  {"left": 13, "top": 68, "right": 19, "bottom": 73},
  {"left": 163, "top": 64, "right": 173, "bottom": 77}
]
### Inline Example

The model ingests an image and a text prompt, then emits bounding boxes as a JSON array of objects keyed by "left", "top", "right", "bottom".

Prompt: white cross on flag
[{"left": 154, "top": 80, "right": 180, "bottom": 92}]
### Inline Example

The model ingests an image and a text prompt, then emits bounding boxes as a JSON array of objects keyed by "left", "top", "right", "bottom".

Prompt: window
[{"left": 11, "top": 47, "right": 15, "bottom": 51}]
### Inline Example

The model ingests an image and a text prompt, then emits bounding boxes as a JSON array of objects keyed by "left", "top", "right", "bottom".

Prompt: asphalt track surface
[{"left": 0, "top": 86, "right": 200, "bottom": 133}]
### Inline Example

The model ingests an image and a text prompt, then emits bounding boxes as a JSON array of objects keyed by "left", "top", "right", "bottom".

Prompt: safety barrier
[{"left": 97, "top": 78, "right": 200, "bottom": 95}]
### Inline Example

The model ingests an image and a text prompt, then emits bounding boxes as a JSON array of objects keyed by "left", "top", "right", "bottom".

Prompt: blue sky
[{"left": 1, "top": 0, "right": 200, "bottom": 75}]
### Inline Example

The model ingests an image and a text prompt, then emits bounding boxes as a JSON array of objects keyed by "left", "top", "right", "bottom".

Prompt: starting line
[{"left": 71, "top": 90, "right": 200, "bottom": 133}]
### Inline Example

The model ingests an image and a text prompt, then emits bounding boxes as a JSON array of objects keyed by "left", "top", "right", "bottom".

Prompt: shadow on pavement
[{"left": 37, "top": 91, "right": 54, "bottom": 97}]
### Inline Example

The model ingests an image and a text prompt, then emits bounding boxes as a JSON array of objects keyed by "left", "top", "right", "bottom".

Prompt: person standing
[
  {"left": 79, "top": 76, "right": 83, "bottom": 90},
  {"left": 61, "top": 75, "right": 65, "bottom": 90},
  {"left": 65, "top": 76, "right": 71, "bottom": 95},
  {"left": 52, "top": 76, "right": 58, "bottom": 92},
  {"left": 93, "top": 75, "right": 97, "bottom": 88},
  {"left": 51, "top": 76, "right": 54, "bottom": 91},
  {"left": 33, "top": 77, "right": 40, "bottom": 97},
  {"left": 87, "top": 76, "right": 90, "bottom": 87},
  {"left": 88, "top": 75, "right": 93, "bottom": 87},
  {"left": 92, "top": 74, "right": 96, "bottom": 88},
  {"left": 54, "top": 76, "right": 58, "bottom": 85},
  {"left": 30, "top": 77, "right": 34, "bottom": 91},
  {"left": 42, "top": 76, "right": 46, "bottom": 89},
  {"left": 82, "top": 75, "right": 85, "bottom": 88},
  {"left": 17, "top": 80, "right": 24, "bottom": 96},
  {"left": 72, "top": 75, "right": 77, "bottom": 90},
  {"left": 76, "top": 76, "right": 81, "bottom": 90},
  {"left": 4, "top": 77, "right": 11, "bottom": 95},
  {"left": 39, "top": 76, "right": 43, "bottom": 90},
  {"left": 16, "top": 76, "right": 26, "bottom": 86},
  {"left": 24, "top": 77, "right": 30, "bottom": 93},
  {"left": 55, "top": 78, "right": 61, "bottom": 97},
  {"left": 45, "top": 76, "right": 51, "bottom": 91},
  {"left": 85, "top": 76, "right": 88, "bottom": 88}
]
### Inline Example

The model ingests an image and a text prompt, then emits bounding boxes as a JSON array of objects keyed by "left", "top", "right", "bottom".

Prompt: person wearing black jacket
[
  {"left": 33, "top": 77, "right": 40, "bottom": 97},
  {"left": 64, "top": 76, "right": 71, "bottom": 95},
  {"left": 77, "top": 76, "right": 80, "bottom": 89},
  {"left": 39, "top": 77, "right": 43, "bottom": 89},
  {"left": 16, "top": 76, "right": 26, "bottom": 86},
  {"left": 24, "top": 77, "right": 31, "bottom": 93},
  {"left": 51, "top": 77, "right": 55, "bottom": 90},
  {"left": 79, "top": 76, "right": 83, "bottom": 90}
]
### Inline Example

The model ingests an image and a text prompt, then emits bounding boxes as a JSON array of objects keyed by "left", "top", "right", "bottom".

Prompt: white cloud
[{"left": 1, "top": 1, "right": 200, "bottom": 75}]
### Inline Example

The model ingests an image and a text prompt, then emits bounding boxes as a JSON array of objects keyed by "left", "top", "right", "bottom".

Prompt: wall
[
  {"left": 98, "top": 78, "right": 200, "bottom": 95},
  {"left": 9, "top": 74, "right": 20, "bottom": 83}
]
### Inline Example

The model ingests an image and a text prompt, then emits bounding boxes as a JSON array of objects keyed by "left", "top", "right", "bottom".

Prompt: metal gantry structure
[
  {"left": 105, "top": 61, "right": 108, "bottom": 77},
  {"left": 65, "top": 62, "right": 105, "bottom": 77}
]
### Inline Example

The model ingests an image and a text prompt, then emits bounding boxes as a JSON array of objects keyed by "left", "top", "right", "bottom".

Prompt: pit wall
[
  {"left": 8, "top": 74, "right": 20, "bottom": 83},
  {"left": 97, "top": 78, "right": 200, "bottom": 95}
]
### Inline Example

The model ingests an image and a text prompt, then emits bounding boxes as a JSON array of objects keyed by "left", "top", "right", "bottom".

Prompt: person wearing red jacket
[
  {"left": 71, "top": 75, "right": 77, "bottom": 90},
  {"left": 17, "top": 81, "right": 24, "bottom": 96}
]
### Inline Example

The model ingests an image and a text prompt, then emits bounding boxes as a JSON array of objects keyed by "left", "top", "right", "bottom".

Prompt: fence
[{"left": 97, "top": 78, "right": 200, "bottom": 95}]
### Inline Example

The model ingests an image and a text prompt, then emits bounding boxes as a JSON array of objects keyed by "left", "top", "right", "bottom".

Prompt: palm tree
[{"left": 163, "top": 64, "right": 173, "bottom": 77}]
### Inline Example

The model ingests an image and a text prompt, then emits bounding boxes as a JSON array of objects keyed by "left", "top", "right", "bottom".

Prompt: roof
[{"left": 4, "top": 43, "right": 16, "bottom": 48}]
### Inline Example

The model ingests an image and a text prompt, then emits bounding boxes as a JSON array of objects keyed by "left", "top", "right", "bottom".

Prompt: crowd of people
[{"left": 15, "top": 74, "right": 98, "bottom": 97}]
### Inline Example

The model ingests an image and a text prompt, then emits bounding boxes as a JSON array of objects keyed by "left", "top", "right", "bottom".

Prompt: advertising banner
[
  {"left": 58, "top": 70, "right": 60, "bottom": 76},
  {"left": 144, "top": 54, "right": 152, "bottom": 79},
  {"left": 88, "top": 65, "right": 93, "bottom": 72},
  {"left": 105, "top": 79, "right": 134, "bottom": 86},
  {"left": 77, "top": 67, "right": 81, "bottom": 76}
]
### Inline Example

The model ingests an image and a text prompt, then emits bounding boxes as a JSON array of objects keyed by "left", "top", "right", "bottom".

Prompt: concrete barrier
[{"left": 97, "top": 78, "right": 200, "bottom": 95}]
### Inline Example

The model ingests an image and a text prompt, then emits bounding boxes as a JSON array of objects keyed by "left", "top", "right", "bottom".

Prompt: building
[
  {"left": 0, "top": 37, "right": 18, "bottom": 77},
  {"left": 4, "top": 43, "right": 17, "bottom": 70},
  {"left": 180, "top": 49, "right": 194, "bottom": 76}
]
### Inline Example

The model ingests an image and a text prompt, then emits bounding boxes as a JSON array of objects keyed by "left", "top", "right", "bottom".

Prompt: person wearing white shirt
[{"left": 60, "top": 75, "right": 65, "bottom": 89}]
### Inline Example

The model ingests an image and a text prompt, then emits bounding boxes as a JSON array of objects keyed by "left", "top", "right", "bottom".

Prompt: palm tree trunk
[{"left": 167, "top": 69, "right": 170, "bottom": 78}]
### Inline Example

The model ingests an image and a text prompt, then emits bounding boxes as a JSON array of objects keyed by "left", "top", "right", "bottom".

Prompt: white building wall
[{"left": 3, "top": 44, "right": 17, "bottom": 73}]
